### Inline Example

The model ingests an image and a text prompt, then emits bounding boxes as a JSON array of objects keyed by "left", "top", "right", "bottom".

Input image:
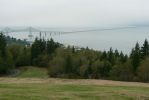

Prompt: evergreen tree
[
  {"left": 87, "top": 60, "right": 92, "bottom": 78},
  {"left": 130, "top": 42, "right": 141, "bottom": 73},
  {"left": 114, "top": 49, "right": 119, "bottom": 57},
  {"left": 0, "top": 33, "right": 14, "bottom": 74},
  {"left": 47, "top": 38, "right": 61, "bottom": 55},
  {"left": 0, "top": 33, "right": 6, "bottom": 57},
  {"left": 65, "top": 55, "right": 72, "bottom": 74},
  {"left": 72, "top": 46, "right": 75, "bottom": 53},
  {"left": 101, "top": 51, "right": 107, "bottom": 60},
  {"left": 107, "top": 48, "right": 115, "bottom": 65},
  {"left": 141, "top": 39, "right": 149, "bottom": 58},
  {"left": 98, "top": 61, "right": 112, "bottom": 77},
  {"left": 31, "top": 38, "right": 46, "bottom": 60},
  {"left": 119, "top": 51, "right": 127, "bottom": 63},
  {"left": 16, "top": 47, "right": 31, "bottom": 66},
  {"left": 47, "top": 38, "right": 54, "bottom": 55}
]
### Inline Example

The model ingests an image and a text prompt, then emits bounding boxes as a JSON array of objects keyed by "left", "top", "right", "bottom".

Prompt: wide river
[{"left": 7, "top": 26, "right": 149, "bottom": 54}]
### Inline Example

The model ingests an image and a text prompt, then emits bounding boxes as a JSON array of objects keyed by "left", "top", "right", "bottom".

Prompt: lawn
[
  {"left": 15, "top": 66, "right": 48, "bottom": 78},
  {"left": 0, "top": 78, "right": 149, "bottom": 100}
]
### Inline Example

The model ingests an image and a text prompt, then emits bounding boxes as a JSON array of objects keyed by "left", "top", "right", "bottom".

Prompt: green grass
[
  {"left": 0, "top": 78, "right": 149, "bottom": 100},
  {"left": 16, "top": 66, "right": 48, "bottom": 78}
]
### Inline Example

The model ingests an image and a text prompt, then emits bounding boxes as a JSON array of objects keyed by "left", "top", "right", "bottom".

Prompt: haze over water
[
  {"left": 1, "top": 0, "right": 149, "bottom": 54},
  {"left": 6, "top": 26, "right": 149, "bottom": 54}
]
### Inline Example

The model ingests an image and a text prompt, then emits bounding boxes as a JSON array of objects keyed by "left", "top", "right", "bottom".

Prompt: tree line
[
  {"left": 6, "top": 36, "right": 29, "bottom": 46},
  {"left": 0, "top": 32, "right": 149, "bottom": 82}
]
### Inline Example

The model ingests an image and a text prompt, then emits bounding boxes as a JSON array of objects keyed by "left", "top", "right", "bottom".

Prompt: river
[{"left": 7, "top": 26, "right": 149, "bottom": 54}]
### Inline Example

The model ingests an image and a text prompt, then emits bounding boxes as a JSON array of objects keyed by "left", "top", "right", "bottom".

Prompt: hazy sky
[{"left": 0, "top": 0, "right": 149, "bottom": 27}]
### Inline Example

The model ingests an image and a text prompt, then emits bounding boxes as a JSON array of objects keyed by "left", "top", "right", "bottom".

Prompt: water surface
[{"left": 8, "top": 27, "right": 149, "bottom": 54}]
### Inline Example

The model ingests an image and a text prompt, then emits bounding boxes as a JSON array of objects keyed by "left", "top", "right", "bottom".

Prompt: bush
[
  {"left": 137, "top": 58, "right": 149, "bottom": 82},
  {"left": 110, "top": 61, "right": 134, "bottom": 81},
  {"left": 91, "top": 60, "right": 111, "bottom": 78},
  {"left": 0, "top": 51, "right": 14, "bottom": 75},
  {"left": 7, "top": 44, "right": 23, "bottom": 65},
  {"left": 32, "top": 54, "right": 50, "bottom": 67},
  {"left": 48, "top": 56, "right": 66, "bottom": 77},
  {"left": 16, "top": 48, "right": 31, "bottom": 67}
]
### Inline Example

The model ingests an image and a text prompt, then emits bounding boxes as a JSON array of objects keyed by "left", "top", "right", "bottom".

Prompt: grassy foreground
[{"left": 0, "top": 78, "right": 149, "bottom": 100}]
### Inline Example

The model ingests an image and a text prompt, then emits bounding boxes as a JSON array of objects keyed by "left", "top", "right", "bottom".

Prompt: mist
[{"left": 0, "top": 0, "right": 149, "bottom": 27}]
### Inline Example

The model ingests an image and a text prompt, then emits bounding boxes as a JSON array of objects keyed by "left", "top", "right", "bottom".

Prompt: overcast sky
[{"left": 0, "top": 0, "right": 149, "bottom": 27}]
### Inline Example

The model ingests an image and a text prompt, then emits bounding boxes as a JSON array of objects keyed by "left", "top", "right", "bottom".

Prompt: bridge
[
  {"left": 0, "top": 27, "right": 68, "bottom": 41},
  {"left": 0, "top": 26, "right": 139, "bottom": 41},
  {"left": 0, "top": 26, "right": 139, "bottom": 35},
  {"left": 0, "top": 27, "right": 65, "bottom": 36}
]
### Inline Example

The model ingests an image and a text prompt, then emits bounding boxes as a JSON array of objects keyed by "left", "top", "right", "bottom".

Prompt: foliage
[
  {"left": 110, "top": 60, "right": 134, "bottom": 81},
  {"left": 0, "top": 33, "right": 14, "bottom": 74},
  {"left": 140, "top": 39, "right": 149, "bottom": 58},
  {"left": 137, "top": 58, "right": 149, "bottom": 82},
  {"left": 0, "top": 33, "right": 6, "bottom": 57},
  {"left": 1, "top": 32, "right": 149, "bottom": 82},
  {"left": 130, "top": 42, "right": 141, "bottom": 74},
  {"left": 31, "top": 38, "right": 61, "bottom": 67},
  {"left": 6, "top": 36, "right": 29, "bottom": 46}
]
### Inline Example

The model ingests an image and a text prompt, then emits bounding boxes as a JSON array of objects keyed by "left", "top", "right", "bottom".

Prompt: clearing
[{"left": 0, "top": 78, "right": 149, "bottom": 100}]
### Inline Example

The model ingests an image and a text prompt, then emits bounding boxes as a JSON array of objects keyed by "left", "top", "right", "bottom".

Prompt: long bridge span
[
  {"left": 0, "top": 26, "right": 139, "bottom": 41},
  {"left": 0, "top": 26, "right": 138, "bottom": 35}
]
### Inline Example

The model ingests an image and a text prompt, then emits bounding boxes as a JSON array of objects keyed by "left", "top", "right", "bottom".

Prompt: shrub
[
  {"left": 137, "top": 58, "right": 149, "bottom": 82},
  {"left": 110, "top": 61, "right": 134, "bottom": 81}
]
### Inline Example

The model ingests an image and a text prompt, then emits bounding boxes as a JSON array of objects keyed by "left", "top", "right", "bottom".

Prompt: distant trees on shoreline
[{"left": 0, "top": 32, "right": 149, "bottom": 82}]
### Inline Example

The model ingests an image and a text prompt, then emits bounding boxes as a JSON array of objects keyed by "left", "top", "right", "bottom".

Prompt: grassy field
[
  {"left": 0, "top": 67, "right": 149, "bottom": 100},
  {"left": 0, "top": 78, "right": 149, "bottom": 100},
  {"left": 15, "top": 66, "right": 48, "bottom": 78}
]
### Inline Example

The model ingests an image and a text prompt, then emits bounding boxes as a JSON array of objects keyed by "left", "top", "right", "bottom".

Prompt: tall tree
[
  {"left": 114, "top": 49, "right": 119, "bottom": 57},
  {"left": 101, "top": 51, "right": 107, "bottom": 60},
  {"left": 65, "top": 55, "right": 72, "bottom": 74},
  {"left": 0, "top": 33, "right": 14, "bottom": 74},
  {"left": 130, "top": 42, "right": 141, "bottom": 73},
  {"left": 31, "top": 38, "right": 46, "bottom": 60},
  {"left": 47, "top": 38, "right": 60, "bottom": 55},
  {"left": 0, "top": 33, "right": 6, "bottom": 57},
  {"left": 107, "top": 48, "right": 115, "bottom": 65},
  {"left": 119, "top": 51, "right": 127, "bottom": 63},
  {"left": 141, "top": 39, "right": 149, "bottom": 58}
]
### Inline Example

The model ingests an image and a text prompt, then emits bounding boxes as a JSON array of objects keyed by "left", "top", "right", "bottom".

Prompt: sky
[{"left": 0, "top": 0, "right": 149, "bottom": 27}]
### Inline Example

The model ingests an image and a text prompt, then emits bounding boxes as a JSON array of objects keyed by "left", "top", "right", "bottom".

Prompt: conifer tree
[
  {"left": 65, "top": 55, "right": 72, "bottom": 74},
  {"left": 0, "top": 33, "right": 6, "bottom": 57},
  {"left": 130, "top": 42, "right": 141, "bottom": 73},
  {"left": 141, "top": 39, "right": 149, "bottom": 58},
  {"left": 47, "top": 38, "right": 61, "bottom": 55},
  {"left": 115, "top": 49, "right": 119, "bottom": 57},
  {"left": 119, "top": 51, "right": 127, "bottom": 63},
  {"left": 108, "top": 48, "right": 115, "bottom": 65},
  {"left": 101, "top": 51, "right": 107, "bottom": 60},
  {"left": 31, "top": 38, "right": 46, "bottom": 60}
]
